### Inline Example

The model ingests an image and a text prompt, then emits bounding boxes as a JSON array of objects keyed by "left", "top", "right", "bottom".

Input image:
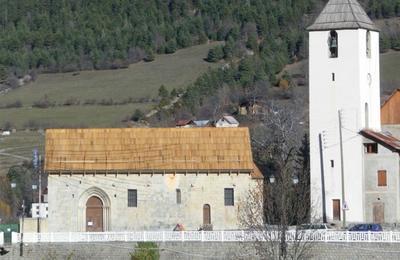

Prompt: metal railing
[{"left": 10, "top": 230, "right": 400, "bottom": 244}]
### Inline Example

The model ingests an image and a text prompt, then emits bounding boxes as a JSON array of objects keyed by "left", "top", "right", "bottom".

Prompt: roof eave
[{"left": 307, "top": 25, "right": 380, "bottom": 32}]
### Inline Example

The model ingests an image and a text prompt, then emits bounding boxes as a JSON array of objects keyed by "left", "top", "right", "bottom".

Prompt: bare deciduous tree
[{"left": 239, "top": 104, "right": 314, "bottom": 260}]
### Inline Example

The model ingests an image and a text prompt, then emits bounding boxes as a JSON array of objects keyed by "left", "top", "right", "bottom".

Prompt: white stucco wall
[
  {"left": 47, "top": 173, "right": 260, "bottom": 232},
  {"left": 309, "top": 29, "right": 381, "bottom": 223},
  {"left": 363, "top": 143, "right": 400, "bottom": 223}
]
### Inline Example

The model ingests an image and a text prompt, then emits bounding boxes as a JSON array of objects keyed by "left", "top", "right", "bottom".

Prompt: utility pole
[
  {"left": 37, "top": 155, "right": 42, "bottom": 233},
  {"left": 318, "top": 133, "right": 327, "bottom": 223},
  {"left": 338, "top": 110, "right": 346, "bottom": 228},
  {"left": 20, "top": 200, "right": 25, "bottom": 257}
]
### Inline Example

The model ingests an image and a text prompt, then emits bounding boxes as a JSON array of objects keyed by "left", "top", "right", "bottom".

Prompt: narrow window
[
  {"left": 365, "top": 103, "right": 369, "bottom": 128},
  {"left": 329, "top": 30, "right": 338, "bottom": 58},
  {"left": 332, "top": 73, "right": 335, "bottom": 82},
  {"left": 224, "top": 188, "right": 234, "bottom": 206},
  {"left": 378, "top": 170, "right": 387, "bottom": 187},
  {"left": 128, "top": 189, "right": 137, "bottom": 207},
  {"left": 330, "top": 160, "right": 334, "bottom": 168},
  {"left": 176, "top": 189, "right": 181, "bottom": 204},
  {"left": 366, "top": 31, "right": 371, "bottom": 58},
  {"left": 364, "top": 143, "right": 378, "bottom": 154}
]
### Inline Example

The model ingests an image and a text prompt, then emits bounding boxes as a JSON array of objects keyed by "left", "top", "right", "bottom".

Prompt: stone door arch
[{"left": 78, "top": 187, "right": 111, "bottom": 232}]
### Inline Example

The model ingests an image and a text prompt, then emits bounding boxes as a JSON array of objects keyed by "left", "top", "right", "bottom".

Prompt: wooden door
[
  {"left": 373, "top": 203, "right": 384, "bottom": 223},
  {"left": 86, "top": 196, "right": 103, "bottom": 232},
  {"left": 332, "top": 199, "right": 341, "bottom": 221},
  {"left": 203, "top": 204, "right": 211, "bottom": 225}
]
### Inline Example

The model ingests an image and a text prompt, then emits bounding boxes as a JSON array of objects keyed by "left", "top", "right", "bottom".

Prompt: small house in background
[
  {"left": 238, "top": 101, "right": 263, "bottom": 116},
  {"left": 381, "top": 89, "right": 400, "bottom": 125},
  {"left": 176, "top": 119, "right": 211, "bottom": 128},
  {"left": 1, "top": 131, "right": 10, "bottom": 136},
  {"left": 193, "top": 120, "right": 211, "bottom": 127},
  {"left": 215, "top": 115, "right": 239, "bottom": 128},
  {"left": 175, "top": 119, "right": 195, "bottom": 128}
]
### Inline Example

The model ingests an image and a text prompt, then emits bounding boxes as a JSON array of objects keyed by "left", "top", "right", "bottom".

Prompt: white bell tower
[{"left": 308, "top": 0, "right": 381, "bottom": 224}]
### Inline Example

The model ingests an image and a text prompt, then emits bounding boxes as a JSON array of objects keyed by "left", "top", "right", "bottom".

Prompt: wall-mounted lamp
[{"left": 269, "top": 176, "right": 275, "bottom": 184}]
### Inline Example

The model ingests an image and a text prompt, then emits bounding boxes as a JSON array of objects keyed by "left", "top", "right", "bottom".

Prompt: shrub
[
  {"left": 130, "top": 242, "right": 159, "bottom": 260},
  {"left": 131, "top": 109, "right": 145, "bottom": 122},
  {"left": 63, "top": 97, "right": 80, "bottom": 106},
  {"left": 33, "top": 95, "right": 55, "bottom": 108},
  {"left": 5, "top": 100, "right": 22, "bottom": 108},
  {"left": 206, "top": 46, "right": 224, "bottom": 62},
  {"left": 144, "top": 50, "right": 155, "bottom": 62}
]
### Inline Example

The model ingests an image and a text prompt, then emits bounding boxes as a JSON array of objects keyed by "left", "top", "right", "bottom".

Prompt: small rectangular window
[
  {"left": 332, "top": 73, "right": 335, "bottom": 81},
  {"left": 224, "top": 188, "right": 234, "bottom": 206},
  {"left": 128, "top": 189, "right": 137, "bottom": 207},
  {"left": 378, "top": 170, "right": 387, "bottom": 187},
  {"left": 330, "top": 160, "right": 334, "bottom": 168},
  {"left": 176, "top": 189, "right": 181, "bottom": 204},
  {"left": 364, "top": 143, "right": 378, "bottom": 154}
]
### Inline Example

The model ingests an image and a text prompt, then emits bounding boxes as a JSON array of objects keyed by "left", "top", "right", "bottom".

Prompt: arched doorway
[
  {"left": 203, "top": 204, "right": 211, "bottom": 226},
  {"left": 78, "top": 187, "right": 110, "bottom": 232},
  {"left": 86, "top": 196, "right": 103, "bottom": 232}
]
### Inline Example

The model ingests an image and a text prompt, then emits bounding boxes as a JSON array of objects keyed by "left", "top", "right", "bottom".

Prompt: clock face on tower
[{"left": 367, "top": 73, "right": 372, "bottom": 86}]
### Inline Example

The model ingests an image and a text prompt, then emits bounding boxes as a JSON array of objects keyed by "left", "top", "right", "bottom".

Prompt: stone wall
[
  {"left": 2, "top": 242, "right": 400, "bottom": 260},
  {"left": 48, "top": 174, "right": 260, "bottom": 232}
]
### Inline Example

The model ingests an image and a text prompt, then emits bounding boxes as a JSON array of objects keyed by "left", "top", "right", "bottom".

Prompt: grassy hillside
[
  {"left": 381, "top": 51, "right": 400, "bottom": 96},
  {"left": 0, "top": 42, "right": 221, "bottom": 129},
  {"left": 0, "top": 131, "right": 44, "bottom": 176}
]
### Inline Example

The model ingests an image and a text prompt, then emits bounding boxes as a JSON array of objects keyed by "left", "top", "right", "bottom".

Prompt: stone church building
[
  {"left": 45, "top": 128, "right": 263, "bottom": 232},
  {"left": 309, "top": 0, "right": 400, "bottom": 224}
]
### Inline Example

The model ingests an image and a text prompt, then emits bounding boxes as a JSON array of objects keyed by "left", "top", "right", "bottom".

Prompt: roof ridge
[{"left": 347, "top": 0, "right": 361, "bottom": 28}]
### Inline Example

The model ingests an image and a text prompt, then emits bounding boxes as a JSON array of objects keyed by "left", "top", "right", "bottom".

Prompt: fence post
[
  {"left": 0, "top": 232, "right": 3, "bottom": 245},
  {"left": 221, "top": 231, "right": 224, "bottom": 242},
  {"left": 368, "top": 231, "right": 371, "bottom": 243},
  {"left": 201, "top": 230, "right": 204, "bottom": 242},
  {"left": 143, "top": 231, "right": 146, "bottom": 242},
  {"left": 324, "top": 231, "right": 327, "bottom": 243},
  {"left": 346, "top": 231, "right": 349, "bottom": 242},
  {"left": 124, "top": 232, "right": 128, "bottom": 242},
  {"left": 241, "top": 230, "right": 245, "bottom": 241},
  {"left": 181, "top": 231, "right": 184, "bottom": 242},
  {"left": 162, "top": 231, "right": 165, "bottom": 242},
  {"left": 69, "top": 232, "right": 72, "bottom": 242},
  {"left": 390, "top": 231, "right": 393, "bottom": 243}
]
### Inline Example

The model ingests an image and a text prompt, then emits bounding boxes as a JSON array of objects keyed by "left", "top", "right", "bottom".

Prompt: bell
[{"left": 330, "top": 38, "right": 337, "bottom": 48}]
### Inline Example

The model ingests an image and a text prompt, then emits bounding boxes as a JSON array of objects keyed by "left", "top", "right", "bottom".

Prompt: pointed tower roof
[{"left": 307, "top": 0, "right": 378, "bottom": 31}]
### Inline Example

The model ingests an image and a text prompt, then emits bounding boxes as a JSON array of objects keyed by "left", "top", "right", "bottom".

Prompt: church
[
  {"left": 309, "top": 0, "right": 400, "bottom": 225},
  {"left": 45, "top": 128, "right": 262, "bottom": 232}
]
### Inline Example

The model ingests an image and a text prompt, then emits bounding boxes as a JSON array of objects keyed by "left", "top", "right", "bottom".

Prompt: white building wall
[
  {"left": 47, "top": 174, "right": 260, "bottom": 232},
  {"left": 309, "top": 29, "right": 380, "bottom": 223}
]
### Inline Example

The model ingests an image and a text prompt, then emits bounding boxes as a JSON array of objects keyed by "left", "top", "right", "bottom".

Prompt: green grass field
[
  {"left": 0, "top": 42, "right": 221, "bottom": 130},
  {"left": 380, "top": 51, "right": 400, "bottom": 95},
  {"left": 0, "top": 42, "right": 221, "bottom": 106},
  {"left": 0, "top": 131, "right": 44, "bottom": 176}
]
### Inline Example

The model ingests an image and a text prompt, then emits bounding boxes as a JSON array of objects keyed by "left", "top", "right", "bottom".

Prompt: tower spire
[{"left": 308, "top": 0, "right": 378, "bottom": 31}]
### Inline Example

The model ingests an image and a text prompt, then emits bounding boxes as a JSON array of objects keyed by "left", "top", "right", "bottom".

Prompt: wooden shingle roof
[
  {"left": 308, "top": 0, "right": 378, "bottom": 31},
  {"left": 45, "top": 128, "right": 261, "bottom": 176}
]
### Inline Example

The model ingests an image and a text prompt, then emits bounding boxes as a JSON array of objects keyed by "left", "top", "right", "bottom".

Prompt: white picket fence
[
  {"left": 10, "top": 230, "right": 400, "bottom": 244},
  {"left": 0, "top": 232, "right": 3, "bottom": 245}
]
